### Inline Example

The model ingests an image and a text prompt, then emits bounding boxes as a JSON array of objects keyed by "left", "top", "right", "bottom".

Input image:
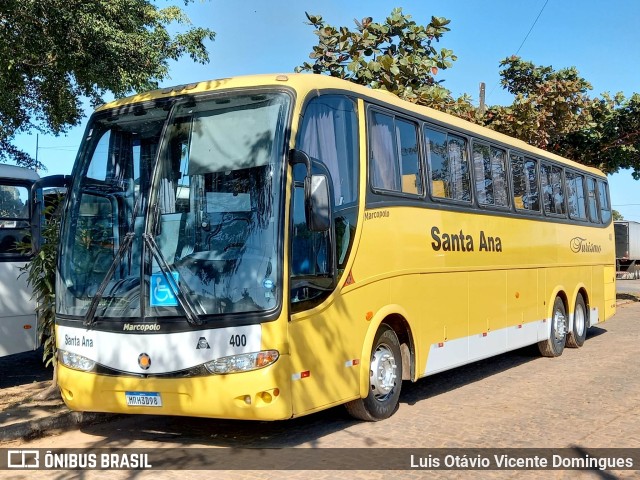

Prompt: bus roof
[
  {"left": 0, "top": 164, "right": 40, "bottom": 182},
  {"left": 98, "top": 73, "right": 607, "bottom": 178}
]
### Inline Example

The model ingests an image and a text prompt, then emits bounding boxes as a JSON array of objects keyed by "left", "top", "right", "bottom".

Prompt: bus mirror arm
[
  {"left": 288, "top": 148, "right": 311, "bottom": 173},
  {"left": 30, "top": 175, "right": 71, "bottom": 253}
]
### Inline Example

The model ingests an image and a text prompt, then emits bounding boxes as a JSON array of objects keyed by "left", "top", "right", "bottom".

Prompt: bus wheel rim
[
  {"left": 554, "top": 308, "right": 567, "bottom": 341},
  {"left": 370, "top": 343, "right": 397, "bottom": 401},
  {"left": 574, "top": 303, "right": 586, "bottom": 337}
]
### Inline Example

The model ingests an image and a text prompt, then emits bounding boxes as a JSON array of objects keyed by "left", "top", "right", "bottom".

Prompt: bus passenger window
[
  {"left": 473, "top": 142, "right": 492, "bottom": 205},
  {"left": 425, "top": 127, "right": 470, "bottom": 202},
  {"left": 369, "top": 111, "right": 401, "bottom": 191},
  {"left": 369, "top": 112, "right": 422, "bottom": 196},
  {"left": 586, "top": 177, "right": 599, "bottom": 223},
  {"left": 491, "top": 147, "right": 508, "bottom": 207},
  {"left": 566, "top": 172, "right": 587, "bottom": 220},
  {"left": 473, "top": 142, "right": 507, "bottom": 207},
  {"left": 0, "top": 184, "right": 31, "bottom": 257},
  {"left": 397, "top": 119, "right": 422, "bottom": 195},
  {"left": 597, "top": 180, "right": 611, "bottom": 223},
  {"left": 541, "top": 163, "right": 566, "bottom": 216},
  {"left": 510, "top": 154, "right": 539, "bottom": 212}
]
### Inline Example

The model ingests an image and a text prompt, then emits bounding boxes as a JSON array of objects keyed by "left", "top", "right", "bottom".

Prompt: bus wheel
[
  {"left": 566, "top": 294, "right": 588, "bottom": 348},
  {"left": 538, "top": 297, "right": 567, "bottom": 357},
  {"left": 345, "top": 325, "right": 403, "bottom": 421}
]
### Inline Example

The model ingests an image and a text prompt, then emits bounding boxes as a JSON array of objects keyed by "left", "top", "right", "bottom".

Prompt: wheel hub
[
  {"left": 554, "top": 309, "right": 567, "bottom": 341},
  {"left": 370, "top": 344, "right": 397, "bottom": 400},
  {"left": 574, "top": 304, "right": 586, "bottom": 337}
]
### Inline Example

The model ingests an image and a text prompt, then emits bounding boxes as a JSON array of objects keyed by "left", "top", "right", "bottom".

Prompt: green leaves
[
  {"left": 18, "top": 195, "right": 64, "bottom": 369},
  {"left": 299, "top": 11, "right": 639, "bottom": 178},
  {"left": 296, "top": 8, "right": 468, "bottom": 111},
  {"left": 0, "top": 0, "right": 215, "bottom": 169},
  {"left": 485, "top": 57, "right": 640, "bottom": 178}
]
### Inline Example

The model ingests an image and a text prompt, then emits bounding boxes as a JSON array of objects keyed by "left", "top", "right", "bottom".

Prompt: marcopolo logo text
[{"left": 123, "top": 323, "right": 161, "bottom": 332}]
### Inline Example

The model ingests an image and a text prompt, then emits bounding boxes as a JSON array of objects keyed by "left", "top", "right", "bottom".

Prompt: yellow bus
[{"left": 49, "top": 74, "right": 616, "bottom": 421}]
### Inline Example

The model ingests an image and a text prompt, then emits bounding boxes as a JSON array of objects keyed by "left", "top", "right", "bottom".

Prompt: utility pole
[
  {"left": 479, "top": 82, "right": 486, "bottom": 115},
  {"left": 35, "top": 134, "right": 39, "bottom": 172}
]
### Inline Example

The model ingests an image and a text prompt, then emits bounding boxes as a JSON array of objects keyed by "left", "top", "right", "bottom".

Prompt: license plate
[{"left": 125, "top": 391, "right": 162, "bottom": 407}]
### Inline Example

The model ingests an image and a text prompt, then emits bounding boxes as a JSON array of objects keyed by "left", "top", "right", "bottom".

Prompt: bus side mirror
[
  {"left": 30, "top": 175, "right": 71, "bottom": 253},
  {"left": 305, "top": 174, "right": 331, "bottom": 232},
  {"left": 289, "top": 149, "right": 332, "bottom": 232}
]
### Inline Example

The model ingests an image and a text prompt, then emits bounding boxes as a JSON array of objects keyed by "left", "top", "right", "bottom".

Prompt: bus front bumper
[{"left": 57, "top": 357, "right": 293, "bottom": 421}]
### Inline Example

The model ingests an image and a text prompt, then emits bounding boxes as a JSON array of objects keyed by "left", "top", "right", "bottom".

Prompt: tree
[
  {"left": 296, "top": 9, "right": 475, "bottom": 118},
  {"left": 483, "top": 57, "right": 594, "bottom": 151},
  {"left": 613, "top": 209, "right": 624, "bottom": 221},
  {"left": 298, "top": 9, "right": 640, "bottom": 178},
  {"left": 483, "top": 57, "right": 640, "bottom": 178},
  {"left": 557, "top": 93, "right": 640, "bottom": 178},
  {"left": 0, "top": 0, "right": 215, "bottom": 169}
]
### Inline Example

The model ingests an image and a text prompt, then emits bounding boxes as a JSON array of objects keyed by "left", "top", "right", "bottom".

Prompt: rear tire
[
  {"left": 345, "top": 325, "right": 403, "bottom": 421},
  {"left": 538, "top": 296, "right": 567, "bottom": 357},
  {"left": 566, "top": 294, "right": 588, "bottom": 348}
]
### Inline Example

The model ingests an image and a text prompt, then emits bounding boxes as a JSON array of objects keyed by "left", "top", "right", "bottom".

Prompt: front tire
[
  {"left": 566, "top": 294, "right": 588, "bottom": 348},
  {"left": 538, "top": 296, "right": 567, "bottom": 357},
  {"left": 345, "top": 325, "right": 403, "bottom": 421}
]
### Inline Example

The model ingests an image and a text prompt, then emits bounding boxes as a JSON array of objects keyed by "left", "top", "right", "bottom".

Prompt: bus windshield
[{"left": 59, "top": 91, "right": 290, "bottom": 321}]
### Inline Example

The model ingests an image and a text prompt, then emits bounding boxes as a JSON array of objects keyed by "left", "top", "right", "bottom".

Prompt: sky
[{"left": 13, "top": 0, "right": 640, "bottom": 220}]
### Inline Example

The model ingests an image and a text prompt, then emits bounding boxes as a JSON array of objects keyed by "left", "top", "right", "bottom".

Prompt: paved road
[
  {"left": 2, "top": 301, "right": 639, "bottom": 480},
  {"left": 617, "top": 277, "right": 640, "bottom": 296}
]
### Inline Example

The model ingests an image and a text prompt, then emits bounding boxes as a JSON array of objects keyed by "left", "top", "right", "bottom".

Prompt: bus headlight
[
  {"left": 204, "top": 350, "right": 279, "bottom": 375},
  {"left": 59, "top": 350, "right": 96, "bottom": 372}
]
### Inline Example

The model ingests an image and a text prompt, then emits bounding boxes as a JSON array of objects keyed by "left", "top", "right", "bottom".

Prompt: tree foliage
[
  {"left": 484, "top": 57, "right": 640, "bottom": 178},
  {"left": 296, "top": 9, "right": 475, "bottom": 117},
  {"left": 483, "top": 57, "right": 594, "bottom": 151},
  {"left": 298, "top": 10, "right": 640, "bottom": 178},
  {"left": 0, "top": 0, "right": 215, "bottom": 169},
  {"left": 18, "top": 196, "right": 63, "bottom": 394},
  {"left": 556, "top": 92, "right": 640, "bottom": 178}
]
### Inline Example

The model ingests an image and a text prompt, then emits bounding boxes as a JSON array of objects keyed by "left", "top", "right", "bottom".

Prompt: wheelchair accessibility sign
[{"left": 150, "top": 272, "right": 180, "bottom": 307}]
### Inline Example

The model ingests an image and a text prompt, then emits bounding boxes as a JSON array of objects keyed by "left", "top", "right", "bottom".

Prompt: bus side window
[
  {"left": 472, "top": 142, "right": 507, "bottom": 207},
  {"left": 397, "top": 119, "right": 422, "bottom": 195},
  {"left": 510, "top": 154, "right": 539, "bottom": 212},
  {"left": 369, "top": 111, "right": 422, "bottom": 196},
  {"left": 292, "top": 94, "right": 359, "bottom": 306},
  {"left": 586, "top": 177, "right": 599, "bottom": 223},
  {"left": 490, "top": 147, "right": 508, "bottom": 207},
  {"left": 566, "top": 172, "right": 587, "bottom": 220},
  {"left": 597, "top": 180, "right": 611, "bottom": 224},
  {"left": 0, "top": 184, "right": 31, "bottom": 256},
  {"left": 370, "top": 111, "right": 400, "bottom": 191},
  {"left": 541, "top": 163, "right": 566, "bottom": 216},
  {"left": 473, "top": 142, "right": 492, "bottom": 205},
  {"left": 425, "top": 127, "right": 471, "bottom": 202}
]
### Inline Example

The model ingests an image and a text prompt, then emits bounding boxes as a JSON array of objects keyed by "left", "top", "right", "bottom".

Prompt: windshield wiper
[
  {"left": 84, "top": 180, "right": 146, "bottom": 327},
  {"left": 143, "top": 233, "right": 203, "bottom": 326},
  {"left": 84, "top": 232, "right": 136, "bottom": 326}
]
